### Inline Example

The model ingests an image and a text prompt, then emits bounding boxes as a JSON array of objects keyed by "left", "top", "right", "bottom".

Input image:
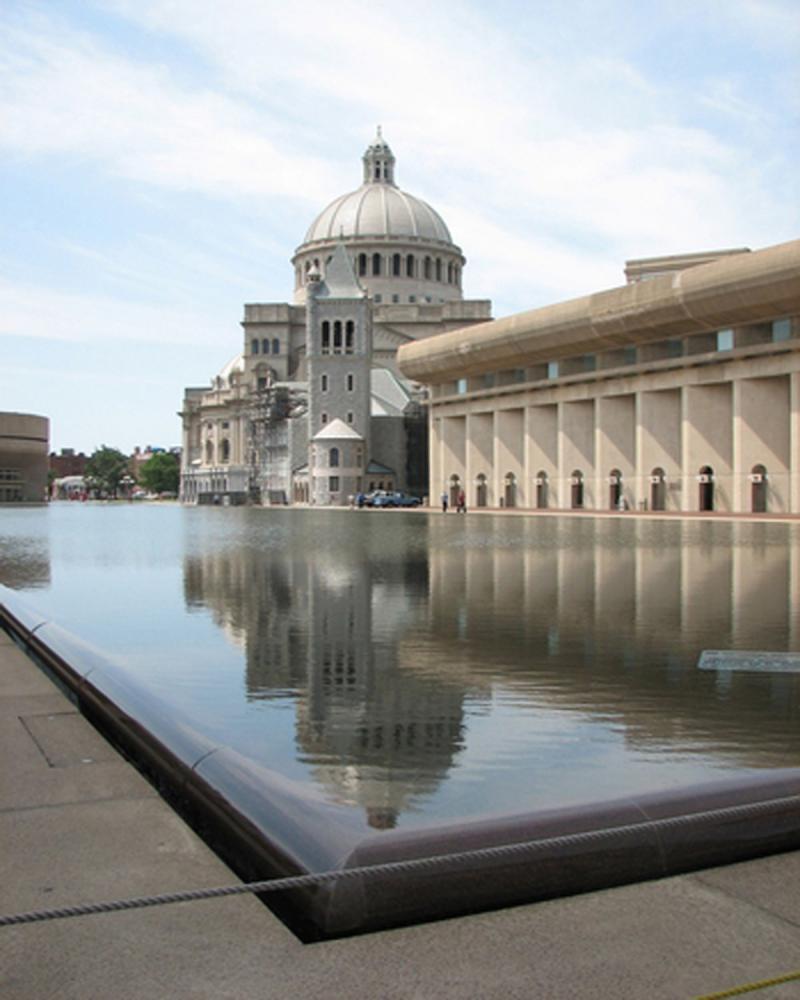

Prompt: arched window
[
  {"left": 321, "top": 320, "right": 330, "bottom": 354},
  {"left": 220, "top": 439, "right": 230, "bottom": 464},
  {"left": 329, "top": 447, "right": 340, "bottom": 468},
  {"left": 447, "top": 262, "right": 453, "bottom": 284},
  {"left": 205, "top": 440, "right": 214, "bottom": 464},
  {"left": 650, "top": 468, "right": 666, "bottom": 511},
  {"left": 698, "top": 466, "right": 714, "bottom": 511},
  {"left": 536, "top": 471, "right": 548, "bottom": 509},
  {"left": 392, "top": 253, "right": 401, "bottom": 276},
  {"left": 262, "top": 338, "right": 270, "bottom": 354},
  {"left": 570, "top": 470, "right": 584, "bottom": 509},
  {"left": 333, "top": 320, "right": 343, "bottom": 353},
  {"left": 424, "top": 256, "right": 432, "bottom": 280},
  {"left": 272, "top": 338, "right": 280, "bottom": 355},
  {"left": 372, "top": 253, "right": 382, "bottom": 276},
  {"left": 406, "top": 254, "right": 415, "bottom": 278},
  {"left": 345, "top": 320, "right": 354, "bottom": 353},
  {"left": 321, "top": 374, "right": 328, "bottom": 392},
  {"left": 435, "top": 258, "right": 442, "bottom": 282},
  {"left": 608, "top": 469, "right": 622, "bottom": 510},
  {"left": 750, "top": 464, "right": 767, "bottom": 513},
  {"left": 347, "top": 373, "right": 354, "bottom": 391},
  {"left": 251, "top": 339, "right": 259, "bottom": 355},
  {"left": 358, "top": 253, "right": 367, "bottom": 277}
]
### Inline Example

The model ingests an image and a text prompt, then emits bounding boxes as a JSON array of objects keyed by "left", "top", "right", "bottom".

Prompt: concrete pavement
[{"left": 2, "top": 629, "right": 800, "bottom": 1000}]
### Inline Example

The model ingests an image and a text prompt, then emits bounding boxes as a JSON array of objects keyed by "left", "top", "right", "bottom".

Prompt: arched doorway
[
  {"left": 449, "top": 474, "right": 461, "bottom": 507},
  {"left": 698, "top": 466, "right": 714, "bottom": 511},
  {"left": 750, "top": 464, "right": 767, "bottom": 513},
  {"left": 475, "top": 473, "right": 487, "bottom": 508},
  {"left": 570, "top": 470, "right": 584, "bottom": 509},
  {"left": 504, "top": 473, "right": 516, "bottom": 508},
  {"left": 650, "top": 468, "right": 666, "bottom": 511},
  {"left": 608, "top": 469, "right": 622, "bottom": 509},
  {"left": 535, "top": 471, "right": 548, "bottom": 509}
]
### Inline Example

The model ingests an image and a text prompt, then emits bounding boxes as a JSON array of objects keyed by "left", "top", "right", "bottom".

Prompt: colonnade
[{"left": 431, "top": 367, "right": 800, "bottom": 514}]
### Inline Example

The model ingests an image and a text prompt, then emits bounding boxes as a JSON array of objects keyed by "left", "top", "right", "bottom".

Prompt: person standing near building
[
  {"left": 441, "top": 490, "right": 448, "bottom": 513},
  {"left": 457, "top": 489, "right": 467, "bottom": 514}
]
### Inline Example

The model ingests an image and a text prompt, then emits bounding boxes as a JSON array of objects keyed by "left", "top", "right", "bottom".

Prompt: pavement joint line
[
  {"left": 0, "top": 794, "right": 158, "bottom": 816},
  {"left": 691, "top": 871, "right": 800, "bottom": 931}
]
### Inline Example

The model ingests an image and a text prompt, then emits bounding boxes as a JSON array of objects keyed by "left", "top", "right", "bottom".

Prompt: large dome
[
  {"left": 301, "top": 129, "right": 454, "bottom": 247},
  {"left": 292, "top": 130, "right": 466, "bottom": 306},
  {"left": 304, "top": 185, "right": 452, "bottom": 244}
]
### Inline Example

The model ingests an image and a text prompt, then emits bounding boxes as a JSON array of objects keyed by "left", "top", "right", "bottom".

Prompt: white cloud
[
  {"left": 0, "top": 277, "right": 229, "bottom": 347},
  {"left": 0, "top": 14, "right": 334, "bottom": 204}
]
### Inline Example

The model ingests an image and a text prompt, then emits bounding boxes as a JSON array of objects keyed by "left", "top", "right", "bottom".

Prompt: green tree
[
  {"left": 139, "top": 451, "right": 180, "bottom": 495},
  {"left": 85, "top": 446, "right": 130, "bottom": 498}
]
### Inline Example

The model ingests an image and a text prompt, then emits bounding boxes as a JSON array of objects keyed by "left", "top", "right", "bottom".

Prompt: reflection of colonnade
[
  {"left": 424, "top": 518, "right": 800, "bottom": 764},
  {"left": 399, "top": 240, "right": 800, "bottom": 514},
  {"left": 428, "top": 519, "right": 800, "bottom": 654}
]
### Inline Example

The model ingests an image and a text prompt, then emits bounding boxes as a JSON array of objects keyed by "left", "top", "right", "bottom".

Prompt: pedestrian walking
[
  {"left": 441, "top": 490, "right": 448, "bottom": 513},
  {"left": 457, "top": 489, "right": 467, "bottom": 514}
]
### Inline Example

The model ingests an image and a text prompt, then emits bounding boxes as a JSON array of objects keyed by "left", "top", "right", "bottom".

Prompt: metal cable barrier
[{"left": 2, "top": 791, "right": 800, "bottom": 928}]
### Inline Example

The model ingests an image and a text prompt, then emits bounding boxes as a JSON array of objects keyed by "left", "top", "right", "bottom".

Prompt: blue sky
[{"left": 1, "top": 0, "right": 798, "bottom": 454}]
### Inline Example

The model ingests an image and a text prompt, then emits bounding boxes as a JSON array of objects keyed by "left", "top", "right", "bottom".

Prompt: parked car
[
  {"left": 363, "top": 489, "right": 392, "bottom": 507},
  {"left": 372, "top": 491, "right": 422, "bottom": 507}
]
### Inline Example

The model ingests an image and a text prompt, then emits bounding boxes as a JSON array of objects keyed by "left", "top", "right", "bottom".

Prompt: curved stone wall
[{"left": 0, "top": 412, "right": 49, "bottom": 504}]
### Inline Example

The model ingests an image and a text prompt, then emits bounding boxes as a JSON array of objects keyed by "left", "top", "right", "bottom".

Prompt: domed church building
[{"left": 179, "top": 130, "right": 491, "bottom": 506}]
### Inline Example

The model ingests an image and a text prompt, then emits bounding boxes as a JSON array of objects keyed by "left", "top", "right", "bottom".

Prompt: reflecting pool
[{"left": 2, "top": 503, "right": 800, "bottom": 832}]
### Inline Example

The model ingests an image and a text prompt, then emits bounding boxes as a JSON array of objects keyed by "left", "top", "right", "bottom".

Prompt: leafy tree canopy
[
  {"left": 139, "top": 451, "right": 180, "bottom": 495},
  {"left": 85, "top": 446, "right": 130, "bottom": 497}
]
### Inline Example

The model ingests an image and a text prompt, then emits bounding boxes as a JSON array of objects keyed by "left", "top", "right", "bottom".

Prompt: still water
[{"left": 2, "top": 503, "right": 800, "bottom": 832}]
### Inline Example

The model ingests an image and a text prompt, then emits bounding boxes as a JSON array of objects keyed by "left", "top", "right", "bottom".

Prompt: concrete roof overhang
[{"left": 396, "top": 238, "right": 800, "bottom": 383}]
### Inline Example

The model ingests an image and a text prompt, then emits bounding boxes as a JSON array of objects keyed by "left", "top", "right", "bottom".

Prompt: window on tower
[
  {"left": 372, "top": 253, "right": 382, "bottom": 276},
  {"left": 333, "top": 320, "right": 343, "bottom": 353},
  {"left": 345, "top": 320, "right": 354, "bottom": 353},
  {"left": 321, "top": 321, "right": 330, "bottom": 354}
]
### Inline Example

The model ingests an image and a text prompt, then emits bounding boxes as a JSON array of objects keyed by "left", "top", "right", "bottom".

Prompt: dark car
[{"left": 373, "top": 491, "right": 422, "bottom": 507}]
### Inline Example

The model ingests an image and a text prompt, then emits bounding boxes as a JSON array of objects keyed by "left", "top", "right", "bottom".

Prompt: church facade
[{"left": 179, "top": 131, "right": 491, "bottom": 506}]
